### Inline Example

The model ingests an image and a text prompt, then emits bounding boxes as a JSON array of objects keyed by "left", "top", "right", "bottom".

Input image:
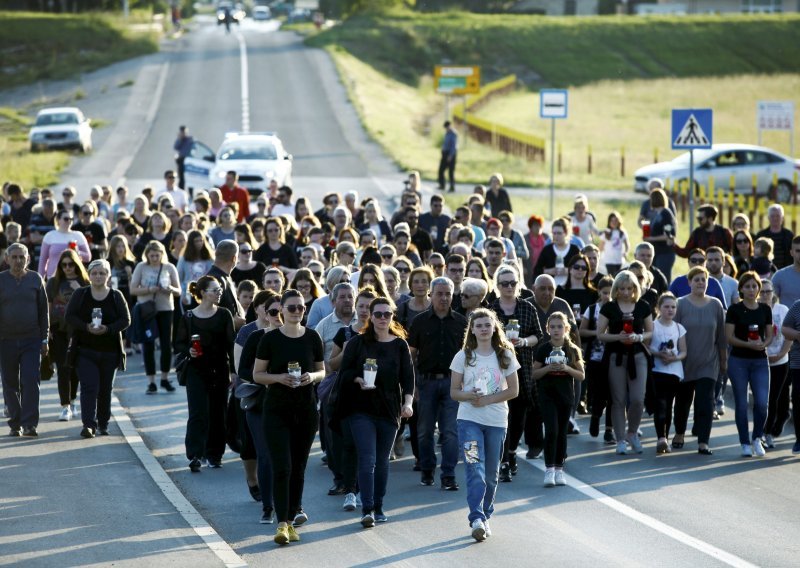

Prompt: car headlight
[
  {"left": 265, "top": 170, "right": 275, "bottom": 180},
  {"left": 215, "top": 170, "right": 227, "bottom": 179}
]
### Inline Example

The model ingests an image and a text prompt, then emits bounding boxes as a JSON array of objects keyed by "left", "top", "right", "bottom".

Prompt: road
[{"left": 3, "top": 16, "right": 800, "bottom": 568}]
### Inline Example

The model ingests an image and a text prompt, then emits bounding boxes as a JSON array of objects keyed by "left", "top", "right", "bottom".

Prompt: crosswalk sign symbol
[{"left": 672, "top": 109, "right": 713, "bottom": 150}]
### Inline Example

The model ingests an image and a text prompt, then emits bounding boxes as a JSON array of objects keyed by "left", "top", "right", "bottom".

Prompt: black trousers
[
  {"left": 437, "top": 150, "right": 456, "bottom": 189},
  {"left": 263, "top": 403, "right": 318, "bottom": 524},
  {"left": 765, "top": 363, "right": 790, "bottom": 437},
  {"left": 790, "top": 369, "right": 800, "bottom": 440},
  {"left": 324, "top": 401, "right": 357, "bottom": 492},
  {"left": 539, "top": 377, "right": 573, "bottom": 468},
  {"left": 588, "top": 359, "right": 613, "bottom": 428},
  {"left": 506, "top": 388, "right": 544, "bottom": 460},
  {"left": 652, "top": 371, "right": 680, "bottom": 438},
  {"left": 143, "top": 311, "right": 173, "bottom": 375},
  {"left": 184, "top": 367, "right": 229, "bottom": 461},
  {"left": 175, "top": 156, "right": 186, "bottom": 193},
  {"left": 52, "top": 329, "right": 79, "bottom": 406},
  {"left": 673, "top": 377, "right": 715, "bottom": 445}
]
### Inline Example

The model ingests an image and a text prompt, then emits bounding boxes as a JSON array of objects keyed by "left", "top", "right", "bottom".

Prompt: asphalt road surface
[{"left": 3, "top": 17, "right": 800, "bottom": 568}]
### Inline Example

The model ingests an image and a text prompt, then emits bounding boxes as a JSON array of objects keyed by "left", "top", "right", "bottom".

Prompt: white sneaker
[
  {"left": 59, "top": 406, "right": 72, "bottom": 422},
  {"left": 343, "top": 492, "right": 357, "bottom": 512},
  {"left": 741, "top": 444, "right": 753, "bottom": 457},
  {"left": 543, "top": 470, "right": 556, "bottom": 487},
  {"left": 764, "top": 434, "right": 775, "bottom": 449},
  {"left": 484, "top": 520, "right": 492, "bottom": 537},
  {"left": 752, "top": 438, "right": 766, "bottom": 457},
  {"left": 554, "top": 470, "right": 566, "bottom": 486},
  {"left": 628, "top": 435, "right": 643, "bottom": 454},
  {"left": 70, "top": 403, "right": 78, "bottom": 416},
  {"left": 470, "top": 519, "right": 486, "bottom": 542},
  {"left": 616, "top": 441, "right": 628, "bottom": 455}
]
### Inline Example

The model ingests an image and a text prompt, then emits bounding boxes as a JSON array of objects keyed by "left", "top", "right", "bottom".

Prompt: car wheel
[
  {"left": 29, "top": 144, "right": 37, "bottom": 153},
  {"left": 773, "top": 180, "right": 793, "bottom": 203}
]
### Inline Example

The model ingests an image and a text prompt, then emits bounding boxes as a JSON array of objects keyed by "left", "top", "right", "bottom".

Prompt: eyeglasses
[
  {"left": 760, "top": 289, "right": 774, "bottom": 294},
  {"left": 498, "top": 280, "right": 517, "bottom": 288},
  {"left": 689, "top": 258, "right": 705, "bottom": 265},
  {"left": 267, "top": 308, "right": 281, "bottom": 317},
  {"left": 257, "top": 202, "right": 266, "bottom": 207},
  {"left": 60, "top": 262, "right": 75, "bottom": 268},
  {"left": 166, "top": 176, "right": 176, "bottom": 180},
  {"left": 372, "top": 311, "right": 394, "bottom": 319},
  {"left": 240, "top": 249, "right": 252, "bottom": 254},
  {"left": 430, "top": 264, "right": 444, "bottom": 270},
  {"left": 571, "top": 265, "right": 588, "bottom": 271},
  {"left": 448, "top": 267, "right": 465, "bottom": 274},
  {"left": 735, "top": 239, "right": 749, "bottom": 244},
  {"left": 81, "top": 210, "right": 92, "bottom": 216},
  {"left": 285, "top": 304, "right": 306, "bottom": 313}
]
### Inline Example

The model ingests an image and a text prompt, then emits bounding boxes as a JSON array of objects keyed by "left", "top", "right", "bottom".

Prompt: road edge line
[{"left": 110, "top": 393, "right": 247, "bottom": 568}]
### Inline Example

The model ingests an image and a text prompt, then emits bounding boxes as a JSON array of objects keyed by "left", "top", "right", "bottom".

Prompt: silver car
[
  {"left": 29, "top": 107, "right": 93, "bottom": 153},
  {"left": 633, "top": 143, "right": 799, "bottom": 202}
]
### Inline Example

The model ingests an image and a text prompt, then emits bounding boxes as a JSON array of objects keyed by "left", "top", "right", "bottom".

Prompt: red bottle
[
  {"left": 642, "top": 221, "right": 651, "bottom": 239},
  {"left": 747, "top": 325, "right": 760, "bottom": 341},
  {"left": 622, "top": 314, "right": 634, "bottom": 335},
  {"left": 68, "top": 240, "right": 77, "bottom": 250},
  {"left": 191, "top": 334, "right": 203, "bottom": 356}
]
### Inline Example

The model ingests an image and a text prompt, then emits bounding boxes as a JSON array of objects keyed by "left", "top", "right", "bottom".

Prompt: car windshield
[
  {"left": 672, "top": 148, "right": 717, "bottom": 164},
  {"left": 35, "top": 113, "right": 79, "bottom": 126},
  {"left": 218, "top": 141, "right": 277, "bottom": 161}
]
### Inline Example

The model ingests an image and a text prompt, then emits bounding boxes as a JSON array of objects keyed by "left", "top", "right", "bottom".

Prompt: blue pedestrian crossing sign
[{"left": 672, "top": 109, "right": 713, "bottom": 150}]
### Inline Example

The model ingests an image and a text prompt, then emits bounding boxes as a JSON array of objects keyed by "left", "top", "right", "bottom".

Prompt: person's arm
[
  {"left": 253, "top": 358, "right": 294, "bottom": 387},
  {"left": 449, "top": 370, "right": 474, "bottom": 402},
  {"left": 64, "top": 288, "right": 85, "bottom": 332},
  {"left": 38, "top": 238, "right": 50, "bottom": 276},
  {"left": 579, "top": 314, "right": 596, "bottom": 339},
  {"left": 37, "top": 279, "right": 49, "bottom": 346},
  {"left": 473, "top": 369, "right": 519, "bottom": 407},
  {"left": 105, "top": 290, "right": 131, "bottom": 334},
  {"left": 770, "top": 334, "right": 792, "bottom": 364},
  {"left": 725, "top": 322, "right": 766, "bottom": 351},
  {"left": 597, "top": 313, "right": 627, "bottom": 344},
  {"left": 161, "top": 264, "right": 181, "bottom": 298},
  {"left": 75, "top": 233, "right": 91, "bottom": 262},
  {"left": 763, "top": 313, "right": 775, "bottom": 349},
  {"left": 672, "top": 229, "right": 697, "bottom": 258},
  {"left": 399, "top": 341, "right": 414, "bottom": 416},
  {"left": 328, "top": 342, "right": 344, "bottom": 373},
  {"left": 782, "top": 325, "right": 800, "bottom": 342}
]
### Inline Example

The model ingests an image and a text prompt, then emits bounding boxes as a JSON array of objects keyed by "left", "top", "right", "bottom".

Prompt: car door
[
  {"left": 737, "top": 150, "right": 771, "bottom": 194},
  {"left": 183, "top": 140, "right": 216, "bottom": 191}
]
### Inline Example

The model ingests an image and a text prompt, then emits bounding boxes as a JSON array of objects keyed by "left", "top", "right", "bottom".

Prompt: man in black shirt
[
  {"left": 408, "top": 276, "right": 467, "bottom": 490},
  {"left": 71, "top": 201, "right": 107, "bottom": 261},
  {"left": 206, "top": 240, "right": 245, "bottom": 330},
  {"left": 418, "top": 194, "right": 451, "bottom": 251},
  {"left": 634, "top": 242, "right": 668, "bottom": 295},
  {"left": 405, "top": 207, "right": 433, "bottom": 263}
]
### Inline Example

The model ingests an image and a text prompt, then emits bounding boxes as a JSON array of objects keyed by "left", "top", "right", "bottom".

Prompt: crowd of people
[{"left": 1, "top": 169, "right": 800, "bottom": 545}]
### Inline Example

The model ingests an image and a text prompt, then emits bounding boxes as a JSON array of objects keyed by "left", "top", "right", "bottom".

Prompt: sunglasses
[
  {"left": 240, "top": 249, "right": 252, "bottom": 254},
  {"left": 267, "top": 308, "right": 281, "bottom": 317},
  {"left": 372, "top": 311, "right": 394, "bottom": 319},
  {"left": 498, "top": 280, "right": 517, "bottom": 288},
  {"left": 61, "top": 262, "right": 76, "bottom": 268},
  {"left": 396, "top": 267, "right": 410, "bottom": 273},
  {"left": 689, "top": 258, "right": 705, "bottom": 265},
  {"left": 381, "top": 254, "right": 394, "bottom": 259},
  {"left": 81, "top": 211, "right": 92, "bottom": 215},
  {"left": 571, "top": 265, "right": 588, "bottom": 271},
  {"left": 285, "top": 304, "right": 306, "bottom": 313},
  {"left": 60, "top": 216, "right": 73, "bottom": 222},
  {"left": 312, "top": 272, "right": 323, "bottom": 279}
]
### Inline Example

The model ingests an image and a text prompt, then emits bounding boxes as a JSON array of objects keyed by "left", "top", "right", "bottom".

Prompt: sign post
[
  {"left": 435, "top": 66, "right": 480, "bottom": 150},
  {"left": 671, "top": 108, "right": 713, "bottom": 232},
  {"left": 540, "top": 89, "right": 568, "bottom": 220},
  {"left": 757, "top": 101, "right": 794, "bottom": 156}
]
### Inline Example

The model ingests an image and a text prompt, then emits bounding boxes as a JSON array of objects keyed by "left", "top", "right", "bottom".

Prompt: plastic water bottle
[
  {"left": 363, "top": 358, "right": 378, "bottom": 389},
  {"left": 91, "top": 308, "right": 102, "bottom": 329}
]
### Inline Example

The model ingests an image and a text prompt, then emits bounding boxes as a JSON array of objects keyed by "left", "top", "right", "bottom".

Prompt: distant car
[
  {"left": 183, "top": 132, "right": 293, "bottom": 196},
  {"left": 29, "top": 107, "right": 93, "bottom": 153},
  {"left": 216, "top": 1, "right": 245, "bottom": 25},
  {"left": 287, "top": 8, "right": 312, "bottom": 23},
  {"left": 253, "top": 5, "right": 271, "bottom": 20},
  {"left": 634, "top": 143, "right": 800, "bottom": 202}
]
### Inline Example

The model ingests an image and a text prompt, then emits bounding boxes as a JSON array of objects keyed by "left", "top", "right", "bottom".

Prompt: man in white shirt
[
  {"left": 269, "top": 185, "right": 295, "bottom": 218},
  {"left": 156, "top": 170, "right": 189, "bottom": 213}
]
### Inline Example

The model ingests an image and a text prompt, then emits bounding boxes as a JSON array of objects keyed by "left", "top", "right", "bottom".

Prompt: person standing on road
[
  {"left": 437, "top": 121, "right": 457, "bottom": 192},
  {"left": 408, "top": 276, "right": 467, "bottom": 490},
  {"left": 65, "top": 260, "right": 130, "bottom": 438},
  {"left": 450, "top": 308, "right": 519, "bottom": 542},
  {"left": 253, "top": 290, "right": 325, "bottom": 545},
  {"left": 173, "top": 126, "right": 193, "bottom": 193},
  {"left": 175, "top": 276, "right": 236, "bottom": 471},
  {"left": 219, "top": 171, "right": 250, "bottom": 222},
  {"left": 336, "top": 296, "right": 415, "bottom": 529},
  {"left": 0, "top": 243, "right": 49, "bottom": 437}
]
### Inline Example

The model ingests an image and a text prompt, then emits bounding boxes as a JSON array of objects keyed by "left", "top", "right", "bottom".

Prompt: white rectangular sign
[
  {"left": 757, "top": 101, "right": 794, "bottom": 131},
  {"left": 540, "top": 89, "right": 568, "bottom": 119}
]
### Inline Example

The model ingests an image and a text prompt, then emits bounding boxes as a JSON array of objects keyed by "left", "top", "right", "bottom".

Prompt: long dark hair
[
  {"left": 360, "top": 297, "right": 407, "bottom": 342},
  {"left": 183, "top": 229, "right": 213, "bottom": 262},
  {"left": 357, "top": 263, "right": 390, "bottom": 298},
  {"left": 462, "top": 308, "right": 514, "bottom": 370},
  {"left": 51, "top": 248, "right": 89, "bottom": 289},
  {"left": 563, "top": 253, "right": 595, "bottom": 291}
]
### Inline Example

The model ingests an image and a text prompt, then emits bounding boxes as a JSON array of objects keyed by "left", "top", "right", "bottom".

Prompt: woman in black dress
[{"left": 254, "top": 217, "right": 298, "bottom": 272}]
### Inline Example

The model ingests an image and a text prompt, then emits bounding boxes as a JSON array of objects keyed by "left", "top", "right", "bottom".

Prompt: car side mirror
[
  {"left": 204, "top": 154, "right": 216, "bottom": 163},
  {"left": 285, "top": 154, "right": 292, "bottom": 161}
]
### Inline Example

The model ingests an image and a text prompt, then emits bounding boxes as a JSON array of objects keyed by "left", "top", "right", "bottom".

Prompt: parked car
[
  {"left": 634, "top": 143, "right": 800, "bottom": 202},
  {"left": 28, "top": 107, "right": 93, "bottom": 153},
  {"left": 216, "top": 1, "right": 245, "bottom": 25},
  {"left": 183, "top": 132, "right": 293, "bottom": 196},
  {"left": 253, "top": 5, "right": 271, "bottom": 20}
]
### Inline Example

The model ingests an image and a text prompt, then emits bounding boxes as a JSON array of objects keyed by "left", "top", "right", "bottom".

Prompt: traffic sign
[
  {"left": 540, "top": 89, "right": 568, "bottom": 119},
  {"left": 757, "top": 101, "right": 794, "bottom": 131},
  {"left": 434, "top": 66, "right": 480, "bottom": 95},
  {"left": 672, "top": 109, "right": 713, "bottom": 150}
]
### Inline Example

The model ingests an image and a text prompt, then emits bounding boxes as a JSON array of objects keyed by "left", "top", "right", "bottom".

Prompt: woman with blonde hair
[{"left": 133, "top": 210, "right": 172, "bottom": 259}]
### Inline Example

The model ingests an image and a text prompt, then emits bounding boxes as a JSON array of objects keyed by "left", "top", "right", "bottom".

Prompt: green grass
[
  {"left": 0, "top": 107, "right": 69, "bottom": 188},
  {"left": 0, "top": 12, "right": 159, "bottom": 91}
]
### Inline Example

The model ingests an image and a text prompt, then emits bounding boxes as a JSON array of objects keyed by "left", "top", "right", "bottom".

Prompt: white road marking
[
  {"left": 524, "top": 456, "right": 758, "bottom": 568},
  {"left": 111, "top": 394, "right": 247, "bottom": 568},
  {"left": 237, "top": 32, "right": 250, "bottom": 133}
]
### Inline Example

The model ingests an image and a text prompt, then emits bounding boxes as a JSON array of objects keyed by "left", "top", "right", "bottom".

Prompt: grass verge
[{"left": 0, "top": 107, "right": 69, "bottom": 188}]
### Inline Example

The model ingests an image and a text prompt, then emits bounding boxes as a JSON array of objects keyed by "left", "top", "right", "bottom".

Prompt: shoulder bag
[{"left": 138, "top": 264, "right": 164, "bottom": 322}]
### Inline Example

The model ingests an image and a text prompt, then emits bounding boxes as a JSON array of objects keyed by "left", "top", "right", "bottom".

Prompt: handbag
[
  {"left": 234, "top": 381, "right": 264, "bottom": 411},
  {"left": 318, "top": 326, "right": 353, "bottom": 405},
  {"left": 138, "top": 264, "right": 164, "bottom": 322},
  {"left": 174, "top": 311, "right": 193, "bottom": 386},
  {"left": 40, "top": 349, "right": 54, "bottom": 381}
]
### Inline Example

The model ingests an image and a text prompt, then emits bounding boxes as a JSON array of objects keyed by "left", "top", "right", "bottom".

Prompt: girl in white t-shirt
[
  {"left": 599, "top": 211, "right": 629, "bottom": 276},
  {"left": 450, "top": 308, "right": 520, "bottom": 542},
  {"left": 649, "top": 293, "right": 687, "bottom": 454}
]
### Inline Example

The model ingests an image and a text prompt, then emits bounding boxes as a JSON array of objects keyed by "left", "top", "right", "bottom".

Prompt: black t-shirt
[
  {"left": 72, "top": 221, "right": 107, "bottom": 261},
  {"left": 253, "top": 242, "right": 298, "bottom": 269},
  {"left": 255, "top": 328, "right": 323, "bottom": 410},
  {"left": 74, "top": 292, "right": 121, "bottom": 352},
  {"left": 725, "top": 302, "right": 772, "bottom": 360},
  {"left": 555, "top": 286, "right": 598, "bottom": 319},
  {"left": 600, "top": 299, "right": 651, "bottom": 355},
  {"left": 231, "top": 262, "right": 267, "bottom": 287},
  {"left": 535, "top": 340, "right": 581, "bottom": 380}
]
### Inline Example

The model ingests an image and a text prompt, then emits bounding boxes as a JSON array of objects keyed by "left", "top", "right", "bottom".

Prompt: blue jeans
[
  {"left": 246, "top": 408, "right": 273, "bottom": 512},
  {"left": 457, "top": 419, "right": 506, "bottom": 524},
  {"left": 76, "top": 348, "right": 119, "bottom": 430},
  {"left": 347, "top": 413, "right": 398, "bottom": 514},
  {"left": 417, "top": 377, "right": 459, "bottom": 477},
  {"left": 0, "top": 337, "right": 42, "bottom": 430},
  {"left": 728, "top": 355, "right": 770, "bottom": 444}
]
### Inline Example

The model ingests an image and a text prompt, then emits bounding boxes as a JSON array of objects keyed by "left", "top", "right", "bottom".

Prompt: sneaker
[
  {"left": 146, "top": 383, "right": 158, "bottom": 395},
  {"left": 80, "top": 427, "right": 95, "bottom": 438},
  {"left": 656, "top": 439, "right": 671, "bottom": 454},
  {"left": 484, "top": 520, "right": 492, "bottom": 537},
  {"left": 741, "top": 444, "right": 753, "bottom": 457},
  {"left": 589, "top": 416, "right": 600, "bottom": 438},
  {"left": 604, "top": 430, "right": 616, "bottom": 445},
  {"left": 715, "top": 401, "right": 725, "bottom": 416},
  {"left": 420, "top": 471, "right": 434, "bottom": 486},
  {"left": 343, "top": 493, "right": 357, "bottom": 512},
  {"left": 59, "top": 407, "right": 72, "bottom": 421},
  {"left": 274, "top": 525, "right": 290, "bottom": 545},
  {"left": 470, "top": 519, "right": 486, "bottom": 541},
  {"left": 543, "top": 470, "right": 556, "bottom": 487},
  {"left": 70, "top": 403, "right": 78, "bottom": 416},
  {"left": 287, "top": 524, "right": 300, "bottom": 542},
  {"left": 293, "top": 509, "right": 308, "bottom": 526},
  {"left": 764, "top": 434, "right": 775, "bottom": 449},
  {"left": 752, "top": 438, "right": 766, "bottom": 457},
  {"left": 441, "top": 477, "right": 459, "bottom": 491},
  {"left": 248, "top": 484, "right": 262, "bottom": 502},
  {"left": 98, "top": 427, "right": 109, "bottom": 436},
  {"left": 22, "top": 427, "right": 38, "bottom": 437},
  {"left": 628, "top": 435, "right": 643, "bottom": 454},
  {"left": 792, "top": 441, "right": 800, "bottom": 455},
  {"left": 260, "top": 508, "right": 274, "bottom": 524},
  {"left": 526, "top": 447, "right": 543, "bottom": 459},
  {"left": 374, "top": 509, "right": 388, "bottom": 523},
  {"left": 568, "top": 418, "right": 580, "bottom": 435},
  {"left": 361, "top": 512, "right": 375, "bottom": 528},
  {"left": 160, "top": 379, "right": 176, "bottom": 392},
  {"left": 712, "top": 411, "right": 720, "bottom": 421},
  {"left": 508, "top": 453, "right": 518, "bottom": 475},
  {"left": 499, "top": 463, "right": 512, "bottom": 483},
  {"left": 328, "top": 483, "right": 346, "bottom": 496},
  {"left": 189, "top": 458, "right": 202, "bottom": 473},
  {"left": 616, "top": 441, "right": 628, "bottom": 455},
  {"left": 554, "top": 470, "right": 566, "bottom": 486},
  {"left": 207, "top": 457, "right": 222, "bottom": 468},
  {"left": 9, "top": 428, "right": 21, "bottom": 437}
]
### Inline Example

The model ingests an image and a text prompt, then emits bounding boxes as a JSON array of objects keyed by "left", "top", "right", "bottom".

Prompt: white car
[
  {"left": 634, "top": 143, "right": 800, "bottom": 202},
  {"left": 29, "top": 107, "right": 93, "bottom": 153},
  {"left": 183, "top": 132, "right": 293, "bottom": 195},
  {"left": 253, "top": 5, "right": 271, "bottom": 20}
]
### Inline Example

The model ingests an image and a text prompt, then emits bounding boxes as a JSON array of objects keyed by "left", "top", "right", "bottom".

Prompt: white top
[
  {"left": 600, "top": 229, "right": 628, "bottom": 266},
  {"left": 270, "top": 203, "right": 295, "bottom": 218},
  {"left": 450, "top": 348, "right": 520, "bottom": 428},
  {"left": 649, "top": 319, "right": 687, "bottom": 379},
  {"left": 768, "top": 303, "right": 789, "bottom": 366},
  {"left": 156, "top": 186, "right": 189, "bottom": 212}
]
